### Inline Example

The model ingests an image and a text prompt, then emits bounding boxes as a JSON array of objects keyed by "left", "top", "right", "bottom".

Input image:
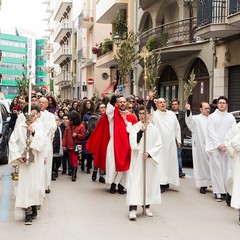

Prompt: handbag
[{"left": 74, "top": 143, "right": 82, "bottom": 153}]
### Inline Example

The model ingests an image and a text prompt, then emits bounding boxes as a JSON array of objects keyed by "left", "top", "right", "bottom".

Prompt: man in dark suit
[{"left": 170, "top": 99, "right": 191, "bottom": 178}]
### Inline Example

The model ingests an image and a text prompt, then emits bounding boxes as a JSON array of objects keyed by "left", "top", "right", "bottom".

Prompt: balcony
[
  {"left": 54, "top": 20, "right": 72, "bottom": 42},
  {"left": 96, "top": 42, "right": 117, "bottom": 68},
  {"left": 196, "top": 0, "right": 239, "bottom": 38},
  {"left": 54, "top": 0, "right": 72, "bottom": 21},
  {"left": 54, "top": 71, "right": 72, "bottom": 86},
  {"left": 78, "top": 10, "right": 94, "bottom": 29},
  {"left": 140, "top": 18, "right": 204, "bottom": 61},
  {"left": 78, "top": 47, "right": 95, "bottom": 66},
  {"left": 228, "top": 0, "right": 240, "bottom": 26},
  {"left": 96, "top": 0, "right": 128, "bottom": 23},
  {"left": 53, "top": 46, "right": 72, "bottom": 64}
]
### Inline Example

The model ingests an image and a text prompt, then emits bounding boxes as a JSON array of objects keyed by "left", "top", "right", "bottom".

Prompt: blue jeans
[{"left": 177, "top": 146, "right": 183, "bottom": 171}]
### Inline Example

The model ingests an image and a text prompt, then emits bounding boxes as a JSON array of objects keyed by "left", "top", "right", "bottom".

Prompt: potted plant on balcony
[
  {"left": 146, "top": 36, "right": 158, "bottom": 51},
  {"left": 102, "top": 38, "right": 113, "bottom": 54},
  {"left": 92, "top": 44, "right": 99, "bottom": 54},
  {"left": 112, "top": 9, "right": 128, "bottom": 39}
]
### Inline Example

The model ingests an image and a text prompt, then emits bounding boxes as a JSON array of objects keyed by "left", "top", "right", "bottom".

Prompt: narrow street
[{"left": 0, "top": 164, "right": 240, "bottom": 240}]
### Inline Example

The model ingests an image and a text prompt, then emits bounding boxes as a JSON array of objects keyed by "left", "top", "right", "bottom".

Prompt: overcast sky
[{"left": 0, "top": 0, "right": 45, "bottom": 37}]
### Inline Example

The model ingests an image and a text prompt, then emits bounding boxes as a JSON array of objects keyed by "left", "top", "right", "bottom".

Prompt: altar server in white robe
[
  {"left": 38, "top": 97, "right": 57, "bottom": 193},
  {"left": 185, "top": 102, "right": 211, "bottom": 194},
  {"left": 126, "top": 106, "right": 162, "bottom": 220},
  {"left": 8, "top": 104, "right": 47, "bottom": 225},
  {"left": 225, "top": 122, "right": 240, "bottom": 224},
  {"left": 205, "top": 96, "right": 236, "bottom": 202},
  {"left": 152, "top": 98, "right": 181, "bottom": 192}
]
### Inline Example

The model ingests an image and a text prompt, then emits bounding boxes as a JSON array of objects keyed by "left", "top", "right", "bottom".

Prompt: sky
[{"left": 0, "top": 0, "right": 45, "bottom": 37}]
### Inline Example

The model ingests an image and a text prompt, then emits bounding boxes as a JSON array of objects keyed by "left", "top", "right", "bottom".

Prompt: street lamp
[{"left": 113, "top": 34, "right": 121, "bottom": 47}]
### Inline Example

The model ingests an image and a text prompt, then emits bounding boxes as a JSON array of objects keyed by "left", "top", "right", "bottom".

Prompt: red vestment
[{"left": 86, "top": 106, "right": 135, "bottom": 172}]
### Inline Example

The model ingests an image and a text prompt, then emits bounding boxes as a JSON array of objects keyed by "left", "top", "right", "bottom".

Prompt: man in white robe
[
  {"left": 205, "top": 96, "right": 236, "bottom": 202},
  {"left": 152, "top": 98, "right": 181, "bottom": 192},
  {"left": 185, "top": 102, "right": 211, "bottom": 194},
  {"left": 8, "top": 104, "right": 47, "bottom": 225},
  {"left": 38, "top": 97, "right": 57, "bottom": 193},
  {"left": 225, "top": 122, "right": 240, "bottom": 224},
  {"left": 126, "top": 106, "right": 162, "bottom": 220}
]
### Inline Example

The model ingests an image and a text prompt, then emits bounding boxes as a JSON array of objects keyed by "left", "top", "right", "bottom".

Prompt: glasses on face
[
  {"left": 129, "top": 100, "right": 135, "bottom": 103},
  {"left": 38, "top": 95, "right": 42, "bottom": 98},
  {"left": 128, "top": 107, "right": 133, "bottom": 109}
]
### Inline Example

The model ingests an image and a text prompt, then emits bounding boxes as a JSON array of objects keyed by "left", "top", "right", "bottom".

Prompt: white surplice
[
  {"left": 205, "top": 109, "right": 236, "bottom": 194},
  {"left": 152, "top": 110, "right": 181, "bottom": 186},
  {"left": 225, "top": 123, "right": 240, "bottom": 209},
  {"left": 185, "top": 112, "right": 211, "bottom": 188},
  {"left": 8, "top": 120, "right": 47, "bottom": 209},
  {"left": 126, "top": 121, "right": 162, "bottom": 206},
  {"left": 40, "top": 110, "right": 57, "bottom": 189},
  {"left": 105, "top": 103, "right": 132, "bottom": 185}
]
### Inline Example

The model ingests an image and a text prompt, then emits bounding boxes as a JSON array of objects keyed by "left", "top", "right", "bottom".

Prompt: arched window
[{"left": 157, "top": 65, "right": 178, "bottom": 103}]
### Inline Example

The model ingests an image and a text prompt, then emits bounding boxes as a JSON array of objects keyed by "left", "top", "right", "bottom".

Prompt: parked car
[{"left": 0, "top": 103, "right": 11, "bottom": 164}]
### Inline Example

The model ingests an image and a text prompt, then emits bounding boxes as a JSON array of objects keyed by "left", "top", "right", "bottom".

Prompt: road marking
[{"left": 0, "top": 165, "right": 11, "bottom": 221}]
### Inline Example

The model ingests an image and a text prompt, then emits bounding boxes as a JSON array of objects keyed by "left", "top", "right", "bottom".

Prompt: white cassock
[
  {"left": 126, "top": 121, "right": 162, "bottom": 206},
  {"left": 105, "top": 103, "right": 132, "bottom": 185},
  {"left": 40, "top": 110, "right": 57, "bottom": 189},
  {"left": 185, "top": 112, "right": 211, "bottom": 188},
  {"left": 152, "top": 110, "right": 181, "bottom": 186},
  {"left": 8, "top": 120, "right": 47, "bottom": 210},
  {"left": 225, "top": 123, "right": 240, "bottom": 209},
  {"left": 205, "top": 109, "right": 236, "bottom": 194}
]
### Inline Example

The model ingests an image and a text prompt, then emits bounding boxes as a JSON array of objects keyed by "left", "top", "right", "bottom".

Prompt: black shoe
[
  {"left": 221, "top": 193, "right": 227, "bottom": 199},
  {"left": 31, "top": 206, "right": 37, "bottom": 219},
  {"left": 92, "top": 171, "right": 97, "bottom": 181},
  {"left": 45, "top": 188, "right": 51, "bottom": 194},
  {"left": 55, "top": 170, "right": 59, "bottom": 178},
  {"left": 99, "top": 176, "right": 105, "bottom": 184},
  {"left": 61, "top": 170, "right": 66, "bottom": 174},
  {"left": 72, "top": 167, "right": 77, "bottom": 181},
  {"left": 160, "top": 185, "right": 166, "bottom": 193},
  {"left": 24, "top": 214, "right": 33, "bottom": 225},
  {"left": 86, "top": 169, "right": 91, "bottom": 174},
  {"left": 68, "top": 171, "right": 72, "bottom": 176},
  {"left": 200, "top": 187, "right": 207, "bottom": 194},
  {"left": 179, "top": 170, "right": 186, "bottom": 178},
  {"left": 110, "top": 183, "right": 116, "bottom": 194},
  {"left": 51, "top": 173, "right": 56, "bottom": 181},
  {"left": 118, "top": 184, "right": 126, "bottom": 194},
  {"left": 226, "top": 192, "right": 232, "bottom": 206}
]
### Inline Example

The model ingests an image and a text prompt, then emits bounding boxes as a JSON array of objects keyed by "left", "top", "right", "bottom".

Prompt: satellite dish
[{"left": 101, "top": 72, "right": 109, "bottom": 80}]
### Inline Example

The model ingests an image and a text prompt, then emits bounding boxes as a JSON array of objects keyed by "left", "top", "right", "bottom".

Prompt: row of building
[{"left": 0, "top": 0, "right": 240, "bottom": 113}]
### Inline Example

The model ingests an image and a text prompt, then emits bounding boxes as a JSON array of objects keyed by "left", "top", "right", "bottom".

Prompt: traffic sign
[{"left": 87, "top": 77, "right": 94, "bottom": 85}]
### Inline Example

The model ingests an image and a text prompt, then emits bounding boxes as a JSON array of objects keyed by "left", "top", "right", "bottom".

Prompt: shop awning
[{"left": 102, "top": 82, "right": 116, "bottom": 94}]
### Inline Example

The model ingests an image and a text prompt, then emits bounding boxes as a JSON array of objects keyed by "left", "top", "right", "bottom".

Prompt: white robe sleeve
[
  {"left": 185, "top": 111, "right": 193, "bottom": 132},
  {"left": 8, "top": 127, "right": 22, "bottom": 165},
  {"left": 30, "top": 122, "right": 47, "bottom": 152}
]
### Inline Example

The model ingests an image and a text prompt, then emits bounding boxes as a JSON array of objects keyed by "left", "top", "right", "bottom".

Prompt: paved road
[{"left": 0, "top": 165, "right": 240, "bottom": 240}]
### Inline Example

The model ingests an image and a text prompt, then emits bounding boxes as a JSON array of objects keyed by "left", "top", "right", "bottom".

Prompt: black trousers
[{"left": 129, "top": 205, "right": 150, "bottom": 211}]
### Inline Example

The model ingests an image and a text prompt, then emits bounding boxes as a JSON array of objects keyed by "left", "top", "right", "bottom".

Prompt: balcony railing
[
  {"left": 140, "top": 17, "right": 198, "bottom": 50},
  {"left": 78, "top": 47, "right": 93, "bottom": 61},
  {"left": 97, "top": 42, "right": 113, "bottom": 58},
  {"left": 78, "top": 9, "right": 94, "bottom": 28},
  {"left": 229, "top": 0, "right": 240, "bottom": 15},
  {"left": 197, "top": 0, "right": 227, "bottom": 27}
]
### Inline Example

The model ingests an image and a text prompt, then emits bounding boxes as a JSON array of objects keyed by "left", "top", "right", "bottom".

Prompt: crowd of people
[{"left": 7, "top": 90, "right": 240, "bottom": 225}]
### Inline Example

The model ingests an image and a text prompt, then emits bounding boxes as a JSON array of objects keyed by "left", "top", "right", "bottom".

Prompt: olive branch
[{"left": 184, "top": 69, "right": 198, "bottom": 102}]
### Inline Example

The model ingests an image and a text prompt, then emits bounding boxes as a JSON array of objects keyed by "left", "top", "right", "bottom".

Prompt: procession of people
[{"left": 7, "top": 90, "right": 240, "bottom": 225}]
